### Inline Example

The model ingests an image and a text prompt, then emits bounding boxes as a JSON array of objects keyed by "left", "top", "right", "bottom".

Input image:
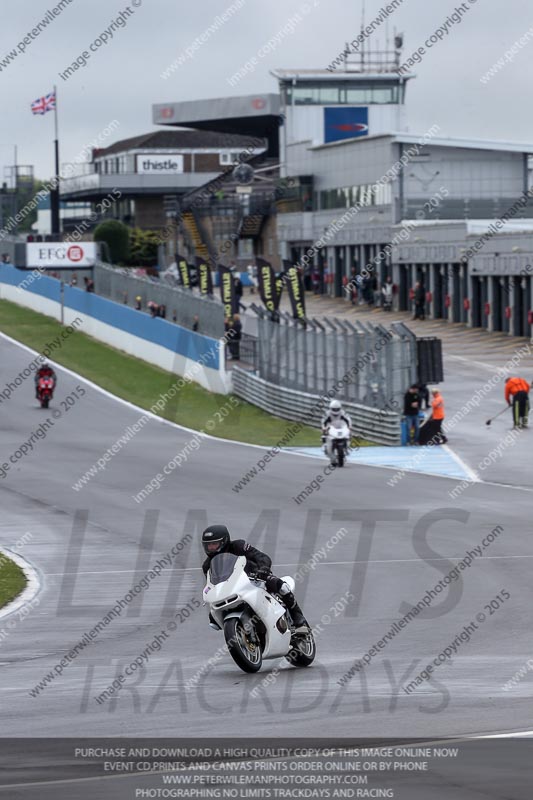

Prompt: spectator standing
[
  {"left": 135, "top": 295, "right": 142, "bottom": 311},
  {"left": 228, "top": 314, "right": 242, "bottom": 360},
  {"left": 234, "top": 274, "right": 245, "bottom": 311},
  {"left": 381, "top": 276, "right": 393, "bottom": 310},
  {"left": 413, "top": 281, "right": 425, "bottom": 320},
  {"left": 403, "top": 383, "right": 420, "bottom": 445},
  {"left": 505, "top": 376, "right": 530, "bottom": 429},
  {"left": 247, "top": 263, "right": 257, "bottom": 294},
  {"left": 349, "top": 267, "right": 357, "bottom": 305},
  {"left": 371, "top": 275, "right": 379, "bottom": 307},
  {"left": 192, "top": 315, "right": 199, "bottom": 332},
  {"left": 312, "top": 267, "right": 321, "bottom": 295},
  {"left": 427, "top": 388, "right": 447, "bottom": 444},
  {"left": 417, "top": 382, "right": 430, "bottom": 410},
  {"left": 84, "top": 276, "right": 94, "bottom": 292},
  {"left": 224, "top": 317, "right": 232, "bottom": 359},
  {"left": 172, "top": 309, "right": 177, "bottom": 323}
]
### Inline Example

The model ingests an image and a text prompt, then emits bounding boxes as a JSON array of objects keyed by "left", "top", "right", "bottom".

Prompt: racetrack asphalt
[{"left": 0, "top": 330, "right": 532, "bottom": 796}]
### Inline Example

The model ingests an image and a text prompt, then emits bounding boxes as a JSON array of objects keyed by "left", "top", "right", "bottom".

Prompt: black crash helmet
[{"left": 202, "top": 525, "right": 230, "bottom": 556}]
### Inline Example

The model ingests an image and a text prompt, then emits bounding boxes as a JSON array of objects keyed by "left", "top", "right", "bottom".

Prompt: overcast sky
[{"left": 1, "top": 0, "right": 532, "bottom": 182}]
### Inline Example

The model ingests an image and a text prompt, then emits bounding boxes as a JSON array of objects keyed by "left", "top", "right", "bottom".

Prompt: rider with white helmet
[{"left": 321, "top": 399, "right": 352, "bottom": 437}]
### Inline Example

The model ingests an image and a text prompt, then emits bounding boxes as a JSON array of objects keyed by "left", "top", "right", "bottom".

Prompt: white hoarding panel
[{"left": 26, "top": 242, "right": 97, "bottom": 268}]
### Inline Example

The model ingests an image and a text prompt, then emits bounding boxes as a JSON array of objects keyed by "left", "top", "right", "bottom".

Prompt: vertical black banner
[
  {"left": 256, "top": 257, "right": 282, "bottom": 313},
  {"left": 196, "top": 256, "right": 213, "bottom": 296},
  {"left": 282, "top": 259, "right": 306, "bottom": 321},
  {"left": 176, "top": 252, "right": 191, "bottom": 289},
  {"left": 218, "top": 264, "right": 238, "bottom": 318}
]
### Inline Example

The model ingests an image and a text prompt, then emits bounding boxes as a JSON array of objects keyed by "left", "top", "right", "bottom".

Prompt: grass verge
[
  {"left": 0, "top": 552, "right": 27, "bottom": 610},
  {"left": 0, "top": 298, "right": 373, "bottom": 447}
]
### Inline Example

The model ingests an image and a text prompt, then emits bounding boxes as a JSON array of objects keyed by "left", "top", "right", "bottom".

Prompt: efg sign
[
  {"left": 26, "top": 243, "right": 97, "bottom": 269},
  {"left": 136, "top": 154, "right": 184, "bottom": 174}
]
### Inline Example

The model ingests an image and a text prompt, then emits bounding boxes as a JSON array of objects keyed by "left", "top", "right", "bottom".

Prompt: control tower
[{"left": 272, "top": 39, "right": 414, "bottom": 153}]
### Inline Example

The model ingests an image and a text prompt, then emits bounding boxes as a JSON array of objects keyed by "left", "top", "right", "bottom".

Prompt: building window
[
  {"left": 220, "top": 152, "right": 241, "bottom": 165},
  {"left": 285, "top": 82, "right": 399, "bottom": 105},
  {"left": 344, "top": 87, "right": 374, "bottom": 104},
  {"left": 320, "top": 182, "right": 391, "bottom": 210},
  {"left": 318, "top": 87, "right": 340, "bottom": 103}
]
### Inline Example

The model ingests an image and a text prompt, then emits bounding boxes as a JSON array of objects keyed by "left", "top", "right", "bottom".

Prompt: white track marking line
[
  {"left": 447, "top": 353, "right": 533, "bottom": 380},
  {"left": 442, "top": 444, "right": 480, "bottom": 482},
  {"left": 447, "top": 355, "right": 502, "bottom": 371},
  {"left": 0, "top": 331, "right": 298, "bottom": 458},
  {"left": 42, "top": 553, "right": 533, "bottom": 576},
  {"left": 286, "top": 445, "right": 533, "bottom": 490}
]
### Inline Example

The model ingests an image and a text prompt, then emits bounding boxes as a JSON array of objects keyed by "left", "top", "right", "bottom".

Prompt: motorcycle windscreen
[
  {"left": 330, "top": 419, "right": 344, "bottom": 430},
  {"left": 209, "top": 553, "right": 239, "bottom": 585}
]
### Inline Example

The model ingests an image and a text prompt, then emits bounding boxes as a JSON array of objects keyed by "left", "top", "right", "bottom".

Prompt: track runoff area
[{"left": 0, "top": 330, "right": 532, "bottom": 800}]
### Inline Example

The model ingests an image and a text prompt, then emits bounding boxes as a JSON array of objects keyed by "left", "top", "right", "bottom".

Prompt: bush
[
  {"left": 94, "top": 220, "right": 130, "bottom": 264},
  {"left": 128, "top": 228, "right": 160, "bottom": 267}
]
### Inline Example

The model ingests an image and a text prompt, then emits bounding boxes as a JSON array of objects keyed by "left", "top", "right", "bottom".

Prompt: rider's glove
[{"left": 255, "top": 568, "right": 271, "bottom": 581}]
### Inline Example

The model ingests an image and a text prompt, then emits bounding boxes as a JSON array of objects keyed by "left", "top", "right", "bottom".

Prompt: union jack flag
[{"left": 31, "top": 91, "right": 56, "bottom": 115}]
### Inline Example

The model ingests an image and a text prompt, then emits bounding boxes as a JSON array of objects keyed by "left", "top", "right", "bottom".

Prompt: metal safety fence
[
  {"left": 254, "top": 315, "right": 416, "bottom": 414},
  {"left": 93, "top": 262, "right": 224, "bottom": 339},
  {"left": 232, "top": 367, "right": 401, "bottom": 446}
]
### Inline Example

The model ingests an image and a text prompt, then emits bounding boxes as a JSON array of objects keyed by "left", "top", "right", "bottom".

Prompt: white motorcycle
[
  {"left": 324, "top": 420, "right": 350, "bottom": 467},
  {"left": 203, "top": 553, "right": 316, "bottom": 674}
]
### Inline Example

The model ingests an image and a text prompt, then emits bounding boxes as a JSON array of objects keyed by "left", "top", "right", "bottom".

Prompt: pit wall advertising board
[{"left": 26, "top": 242, "right": 97, "bottom": 269}]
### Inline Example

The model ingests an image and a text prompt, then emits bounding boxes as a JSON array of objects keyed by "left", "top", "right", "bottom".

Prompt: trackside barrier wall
[
  {"left": 0, "top": 264, "right": 230, "bottom": 394},
  {"left": 232, "top": 367, "right": 401, "bottom": 446},
  {"left": 94, "top": 262, "right": 225, "bottom": 338}
]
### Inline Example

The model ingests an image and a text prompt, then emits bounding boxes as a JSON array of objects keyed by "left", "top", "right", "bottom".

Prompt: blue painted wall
[{"left": 0, "top": 264, "right": 220, "bottom": 370}]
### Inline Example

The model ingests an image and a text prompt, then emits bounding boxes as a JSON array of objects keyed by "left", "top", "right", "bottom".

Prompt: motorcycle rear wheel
[
  {"left": 286, "top": 630, "right": 316, "bottom": 667},
  {"left": 224, "top": 617, "right": 263, "bottom": 673}
]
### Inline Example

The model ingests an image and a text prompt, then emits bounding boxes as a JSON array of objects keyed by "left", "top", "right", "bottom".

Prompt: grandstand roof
[
  {"left": 94, "top": 129, "right": 265, "bottom": 157},
  {"left": 152, "top": 94, "right": 281, "bottom": 157}
]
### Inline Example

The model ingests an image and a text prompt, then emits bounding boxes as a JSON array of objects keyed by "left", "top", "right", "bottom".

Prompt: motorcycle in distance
[
  {"left": 323, "top": 419, "right": 350, "bottom": 467},
  {"left": 203, "top": 553, "right": 316, "bottom": 674},
  {"left": 36, "top": 376, "right": 55, "bottom": 409}
]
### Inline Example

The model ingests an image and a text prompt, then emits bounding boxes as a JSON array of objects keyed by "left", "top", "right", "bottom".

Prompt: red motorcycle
[{"left": 37, "top": 377, "right": 55, "bottom": 409}]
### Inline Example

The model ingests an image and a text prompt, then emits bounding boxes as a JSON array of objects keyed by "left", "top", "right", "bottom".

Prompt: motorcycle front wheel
[
  {"left": 286, "top": 629, "right": 316, "bottom": 667},
  {"left": 41, "top": 398, "right": 49, "bottom": 409},
  {"left": 224, "top": 617, "right": 263, "bottom": 673}
]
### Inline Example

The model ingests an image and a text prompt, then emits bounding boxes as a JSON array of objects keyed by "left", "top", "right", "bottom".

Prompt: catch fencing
[
  {"left": 254, "top": 314, "right": 416, "bottom": 414},
  {"left": 93, "top": 262, "right": 224, "bottom": 339},
  {"left": 232, "top": 368, "right": 401, "bottom": 446}
]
